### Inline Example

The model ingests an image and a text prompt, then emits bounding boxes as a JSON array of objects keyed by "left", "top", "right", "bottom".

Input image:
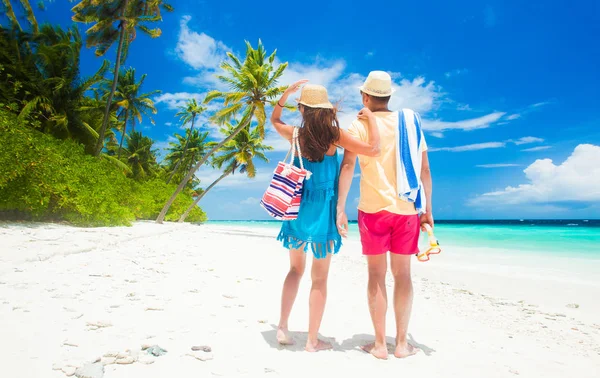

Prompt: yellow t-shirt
[{"left": 348, "top": 111, "right": 428, "bottom": 215}]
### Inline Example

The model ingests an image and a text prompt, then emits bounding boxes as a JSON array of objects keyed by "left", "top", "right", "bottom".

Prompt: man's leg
[
  {"left": 277, "top": 247, "right": 306, "bottom": 344},
  {"left": 361, "top": 253, "right": 389, "bottom": 359},
  {"left": 305, "top": 251, "right": 333, "bottom": 352},
  {"left": 390, "top": 254, "right": 418, "bottom": 357}
]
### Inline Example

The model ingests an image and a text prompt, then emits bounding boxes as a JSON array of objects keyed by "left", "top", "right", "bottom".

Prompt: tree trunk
[
  {"left": 166, "top": 114, "right": 195, "bottom": 184},
  {"left": 94, "top": 2, "right": 128, "bottom": 156},
  {"left": 156, "top": 108, "right": 254, "bottom": 223},
  {"left": 178, "top": 168, "right": 232, "bottom": 222},
  {"left": 117, "top": 111, "right": 129, "bottom": 160}
]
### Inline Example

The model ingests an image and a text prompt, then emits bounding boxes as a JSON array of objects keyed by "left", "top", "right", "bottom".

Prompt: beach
[{"left": 1, "top": 221, "right": 599, "bottom": 378}]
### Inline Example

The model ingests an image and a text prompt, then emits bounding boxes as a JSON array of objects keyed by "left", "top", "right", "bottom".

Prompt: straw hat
[
  {"left": 296, "top": 84, "right": 333, "bottom": 109},
  {"left": 359, "top": 71, "right": 396, "bottom": 97}
]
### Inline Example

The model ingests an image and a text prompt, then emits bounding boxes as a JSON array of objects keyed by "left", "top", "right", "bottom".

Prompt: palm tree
[
  {"left": 122, "top": 130, "right": 157, "bottom": 180},
  {"left": 178, "top": 123, "right": 272, "bottom": 222},
  {"left": 164, "top": 128, "right": 209, "bottom": 187},
  {"left": 1, "top": 25, "right": 109, "bottom": 147},
  {"left": 1, "top": 0, "right": 39, "bottom": 32},
  {"left": 156, "top": 40, "right": 287, "bottom": 223},
  {"left": 71, "top": 0, "right": 173, "bottom": 156},
  {"left": 166, "top": 98, "right": 206, "bottom": 184},
  {"left": 110, "top": 67, "right": 159, "bottom": 159}
]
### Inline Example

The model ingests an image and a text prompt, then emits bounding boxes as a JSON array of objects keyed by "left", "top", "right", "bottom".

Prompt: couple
[{"left": 270, "top": 71, "right": 433, "bottom": 359}]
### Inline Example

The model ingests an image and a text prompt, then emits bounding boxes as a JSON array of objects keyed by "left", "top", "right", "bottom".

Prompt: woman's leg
[
  {"left": 305, "top": 249, "right": 333, "bottom": 352},
  {"left": 277, "top": 247, "right": 306, "bottom": 344}
]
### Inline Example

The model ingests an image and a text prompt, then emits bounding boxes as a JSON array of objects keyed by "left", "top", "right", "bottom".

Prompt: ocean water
[{"left": 208, "top": 220, "right": 600, "bottom": 260}]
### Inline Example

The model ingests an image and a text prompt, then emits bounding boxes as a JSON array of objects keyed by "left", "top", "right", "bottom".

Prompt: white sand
[{"left": 1, "top": 221, "right": 599, "bottom": 378}]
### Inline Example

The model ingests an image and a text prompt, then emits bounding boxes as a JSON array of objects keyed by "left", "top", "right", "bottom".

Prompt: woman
[{"left": 270, "top": 80, "right": 381, "bottom": 352}]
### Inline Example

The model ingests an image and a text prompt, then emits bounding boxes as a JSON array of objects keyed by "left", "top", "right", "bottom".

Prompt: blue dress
[{"left": 277, "top": 151, "right": 342, "bottom": 259}]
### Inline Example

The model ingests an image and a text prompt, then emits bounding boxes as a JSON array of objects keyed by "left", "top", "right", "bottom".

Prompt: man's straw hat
[
  {"left": 296, "top": 84, "right": 334, "bottom": 109},
  {"left": 359, "top": 71, "right": 396, "bottom": 97}
]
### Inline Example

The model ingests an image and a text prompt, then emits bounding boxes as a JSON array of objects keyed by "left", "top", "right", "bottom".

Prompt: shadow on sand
[{"left": 261, "top": 325, "right": 435, "bottom": 356}]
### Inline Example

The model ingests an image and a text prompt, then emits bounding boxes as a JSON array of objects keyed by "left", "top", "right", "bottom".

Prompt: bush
[{"left": 0, "top": 110, "right": 206, "bottom": 226}]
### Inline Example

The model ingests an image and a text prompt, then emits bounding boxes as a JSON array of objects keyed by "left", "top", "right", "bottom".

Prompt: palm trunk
[
  {"left": 156, "top": 107, "right": 254, "bottom": 223},
  {"left": 178, "top": 168, "right": 232, "bottom": 222},
  {"left": 167, "top": 114, "right": 195, "bottom": 184},
  {"left": 94, "top": 2, "right": 128, "bottom": 156},
  {"left": 117, "top": 111, "right": 129, "bottom": 160}
]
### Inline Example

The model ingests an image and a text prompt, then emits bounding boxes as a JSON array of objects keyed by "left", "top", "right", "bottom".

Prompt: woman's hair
[{"left": 298, "top": 104, "right": 341, "bottom": 162}]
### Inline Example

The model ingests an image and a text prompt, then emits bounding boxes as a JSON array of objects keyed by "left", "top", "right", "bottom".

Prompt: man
[{"left": 337, "top": 71, "right": 433, "bottom": 360}]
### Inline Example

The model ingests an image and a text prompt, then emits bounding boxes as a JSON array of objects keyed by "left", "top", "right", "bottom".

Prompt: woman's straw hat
[
  {"left": 359, "top": 71, "right": 396, "bottom": 97},
  {"left": 296, "top": 84, "right": 334, "bottom": 109}
]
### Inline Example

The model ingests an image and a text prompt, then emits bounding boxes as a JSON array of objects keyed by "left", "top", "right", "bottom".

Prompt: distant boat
[{"left": 584, "top": 220, "right": 589, "bottom": 222}]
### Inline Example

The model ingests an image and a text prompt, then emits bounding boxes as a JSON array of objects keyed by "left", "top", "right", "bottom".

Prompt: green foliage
[{"left": 0, "top": 110, "right": 206, "bottom": 226}]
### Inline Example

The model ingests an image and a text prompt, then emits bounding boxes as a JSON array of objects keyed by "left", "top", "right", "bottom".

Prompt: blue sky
[{"left": 33, "top": 0, "right": 600, "bottom": 220}]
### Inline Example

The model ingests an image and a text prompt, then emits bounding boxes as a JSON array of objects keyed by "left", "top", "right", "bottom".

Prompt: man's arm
[
  {"left": 419, "top": 150, "right": 433, "bottom": 230},
  {"left": 336, "top": 150, "right": 357, "bottom": 237}
]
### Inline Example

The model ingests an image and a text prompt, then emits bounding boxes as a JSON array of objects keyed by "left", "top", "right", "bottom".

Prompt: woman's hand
[
  {"left": 284, "top": 79, "right": 309, "bottom": 96},
  {"left": 357, "top": 107, "right": 375, "bottom": 121}
]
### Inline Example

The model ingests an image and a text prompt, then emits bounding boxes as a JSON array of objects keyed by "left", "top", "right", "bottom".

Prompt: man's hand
[
  {"left": 336, "top": 210, "right": 349, "bottom": 238},
  {"left": 420, "top": 212, "right": 434, "bottom": 232}
]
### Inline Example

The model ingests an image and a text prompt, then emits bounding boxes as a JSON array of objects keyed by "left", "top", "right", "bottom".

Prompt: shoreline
[{"left": 1, "top": 222, "right": 599, "bottom": 377}]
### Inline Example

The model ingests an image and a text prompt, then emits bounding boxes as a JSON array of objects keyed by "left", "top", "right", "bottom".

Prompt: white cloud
[
  {"left": 165, "top": 122, "right": 173, "bottom": 127},
  {"left": 279, "top": 60, "right": 346, "bottom": 91},
  {"left": 154, "top": 92, "right": 205, "bottom": 110},
  {"left": 531, "top": 101, "right": 551, "bottom": 108},
  {"left": 430, "top": 132, "right": 444, "bottom": 138},
  {"left": 263, "top": 132, "right": 291, "bottom": 152},
  {"left": 476, "top": 164, "right": 521, "bottom": 168},
  {"left": 444, "top": 68, "right": 468, "bottom": 78},
  {"left": 512, "top": 136, "right": 544, "bottom": 145},
  {"left": 523, "top": 146, "right": 551, "bottom": 152},
  {"left": 353, "top": 173, "right": 361, "bottom": 178},
  {"left": 506, "top": 114, "right": 521, "bottom": 120},
  {"left": 471, "top": 144, "right": 600, "bottom": 205},
  {"left": 423, "top": 112, "right": 506, "bottom": 132},
  {"left": 240, "top": 197, "right": 260, "bottom": 205},
  {"left": 429, "top": 142, "right": 506, "bottom": 152},
  {"left": 365, "top": 51, "right": 375, "bottom": 58},
  {"left": 175, "top": 15, "right": 229, "bottom": 70}
]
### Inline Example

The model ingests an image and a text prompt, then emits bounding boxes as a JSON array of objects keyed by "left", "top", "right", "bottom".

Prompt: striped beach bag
[{"left": 260, "top": 127, "right": 311, "bottom": 220}]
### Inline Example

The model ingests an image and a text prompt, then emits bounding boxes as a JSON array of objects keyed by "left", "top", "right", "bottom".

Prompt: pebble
[
  {"left": 116, "top": 356, "right": 135, "bottom": 365},
  {"left": 62, "top": 366, "right": 77, "bottom": 376},
  {"left": 187, "top": 351, "right": 214, "bottom": 361},
  {"left": 146, "top": 345, "right": 168, "bottom": 357},
  {"left": 137, "top": 355, "right": 155, "bottom": 365},
  {"left": 100, "top": 357, "right": 116, "bottom": 366},
  {"left": 75, "top": 363, "right": 104, "bottom": 378},
  {"left": 191, "top": 345, "right": 212, "bottom": 352},
  {"left": 566, "top": 303, "right": 580, "bottom": 309}
]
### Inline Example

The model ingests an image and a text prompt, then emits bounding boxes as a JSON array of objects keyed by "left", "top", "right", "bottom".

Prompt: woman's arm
[
  {"left": 270, "top": 79, "right": 308, "bottom": 140},
  {"left": 337, "top": 108, "right": 381, "bottom": 157}
]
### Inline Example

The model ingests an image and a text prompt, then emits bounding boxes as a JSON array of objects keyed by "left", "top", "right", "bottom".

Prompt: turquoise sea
[{"left": 208, "top": 220, "right": 600, "bottom": 260}]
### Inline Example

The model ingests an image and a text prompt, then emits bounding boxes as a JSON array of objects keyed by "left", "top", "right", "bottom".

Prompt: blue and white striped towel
[{"left": 395, "top": 109, "right": 427, "bottom": 214}]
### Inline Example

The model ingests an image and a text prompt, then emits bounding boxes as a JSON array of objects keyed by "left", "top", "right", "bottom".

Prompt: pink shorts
[{"left": 358, "top": 211, "right": 420, "bottom": 256}]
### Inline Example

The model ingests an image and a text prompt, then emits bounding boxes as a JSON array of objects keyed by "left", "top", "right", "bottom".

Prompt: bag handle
[{"left": 282, "top": 127, "right": 305, "bottom": 171}]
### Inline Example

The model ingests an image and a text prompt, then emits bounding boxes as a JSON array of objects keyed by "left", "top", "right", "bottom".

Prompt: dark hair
[
  {"left": 366, "top": 93, "right": 391, "bottom": 106},
  {"left": 298, "top": 104, "right": 341, "bottom": 162}
]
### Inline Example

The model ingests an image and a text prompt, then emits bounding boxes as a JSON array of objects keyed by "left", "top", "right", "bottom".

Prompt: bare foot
[
  {"left": 276, "top": 327, "right": 294, "bottom": 345},
  {"left": 394, "top": 342, "right": 419, "bottom": 358},
  {"left": 305, "top": 339, "right": 333, "bottom": 352},
  {"left": 361, "top": 342, "right": 388, "bottom": 360}
]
